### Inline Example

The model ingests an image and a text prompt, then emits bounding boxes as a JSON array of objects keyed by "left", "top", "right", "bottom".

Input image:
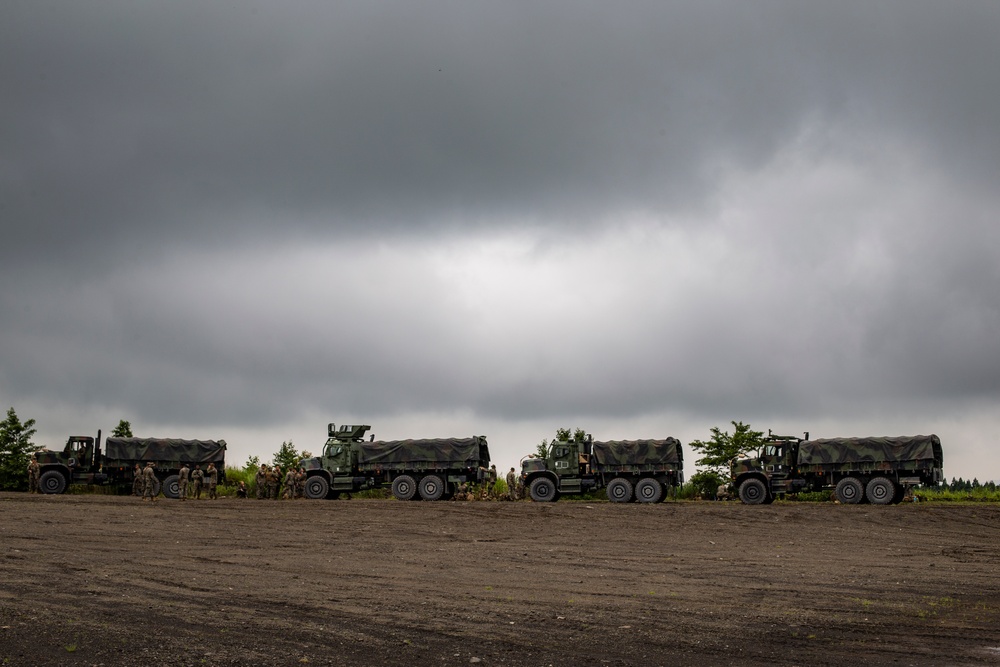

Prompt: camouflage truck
[
  {"left": 300, "top": 423, "right": 491, "bottom": 501},
  {"left": 521, "top": 432, "right": 684, "bottom": 503},
  {"left": 731, "top": 432, "right": 944, "bottom": 505},
  {"left": 33, "top": 430, "right": 227, "bottom": 498}
]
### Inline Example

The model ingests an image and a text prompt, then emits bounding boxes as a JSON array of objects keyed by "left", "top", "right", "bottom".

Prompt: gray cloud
[{"left": 2, "top": 1, "right": 999, "bottom": 477}]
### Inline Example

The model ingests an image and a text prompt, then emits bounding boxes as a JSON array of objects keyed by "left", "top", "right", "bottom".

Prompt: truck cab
[
  {"left": 731, "top": 432, "right": 807, "bottom": 504},
  {"left": 33, "top": 431, "right": 106, "bottom": 493},
  {"left": 521, "top": 433, "right": 594, "bottom": 501},
  {"left": 301, "top": 423, "right": 373, "bottom": 499}
]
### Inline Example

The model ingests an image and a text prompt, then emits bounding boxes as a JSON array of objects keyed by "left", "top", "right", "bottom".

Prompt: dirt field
[{"left": 1, "top": 493, "right": 999, "bottom": 666}]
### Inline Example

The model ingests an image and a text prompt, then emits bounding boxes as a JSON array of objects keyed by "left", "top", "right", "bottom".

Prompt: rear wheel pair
[
  {"left": 607, "top": 477, "right": 663, "bottom": 503},
  {"left": 391, "top": 474, "right": 445, "bottom": 501},
  {"left": 834, "top": 476, "right": 898, "bottom": 505}
]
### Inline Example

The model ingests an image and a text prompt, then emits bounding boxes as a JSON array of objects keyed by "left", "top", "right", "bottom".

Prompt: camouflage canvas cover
[
  {"left": 357, "top": 438, "right": 488, "bottom": 467},
  {"left": 797, "top": 435, "right": 941, "bottom": 467},
  {"left": 592, "top": 439, "right": 682, "bottom": 469},
  {"left": 105, "top": 438, "right": 227, "bottom": 464}
]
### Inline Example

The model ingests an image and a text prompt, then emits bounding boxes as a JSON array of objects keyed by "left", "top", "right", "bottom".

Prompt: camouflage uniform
[
  {"left": 282, "top": 469, "right": 295, "bottom": 499},
  {"left": 206, "top": 463, "right": 218, "bottom": 500},
  {"left": 191, "top": 465, "right": 204, "bottom": 500},
  {"left": 132, "top": 464, "right": 144, "bottom": 496},
  {"left": 506, "top": 468, "right": 517, "bottom": 501},
  {"left": 295, "top": 468, "right": 306, "bottom": 499},
  {"left": 27, "top": 458, "right": 40, "bottom": 493},
  {"left": 255, "top": 465, "right": 267, "bottom": 500},
  {"left": 453, "top": 482, "right": 468, "bottom": 501},
  {"left": 488, "top": 465, "right": 498, "bottom": 498},
  {"left": 178, "top": 464, "right": 190, "bottom": 500},
  {"left": 266, "top": 466, "right": 280, "bottom": 500},
  {"left": 142, "top": 463, "right": 157, "bottom": 501}
]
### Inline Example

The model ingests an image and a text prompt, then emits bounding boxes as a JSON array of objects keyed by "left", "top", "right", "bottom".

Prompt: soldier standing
[
  {"left": 267, "top": 465, "right": 280, "bottom": 500},
  {"left": 132, "top": 464, "right": 144, "bottom": 496},
  {"left": 255, "top": 464, "right": 267, "bottom": 500},
  {"left": 142, "top": 462, "right": 157, "bottom": 502},
  {"left": 295, "top": 467, "right": 306, "bottom": 499},
  {"left": 191, "top": 464, "right": 204, "bottom": 500},
  {"left": 206, "top": 462, "right": 219, "bottom": 500},
  {"left": 488, "top": 464, "right": 498, "bottom": 498},
  {"left": 282, "top": 467, "right": 295, "bottom": 499},
  {"left": 178, "top": 463, "right": 190, "bottom": 500},
  {"left": 506, "top": 467, "right": 517, "bottom": 501},
  {"left": 27, "top": 457, "right": 40, "bottom": 493}
]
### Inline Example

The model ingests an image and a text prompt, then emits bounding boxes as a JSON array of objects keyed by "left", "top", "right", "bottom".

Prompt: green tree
[
  {"left": 272, "top": 440, "right": 301, "bottom": 470},
  {"left": 111, "top": 419, "right": 133, "bottom": 437},
  {"left": 535, "top": 427, "right": 588, "bottom": 459},
  {"left": 0, "top": 407, "right": 38, "bottom": 491},
  {"left": 688, "top": 421, "right": 765, "bottom": 477},
  {"left": 243, "top": 455, "right": 261, "bottom": 473},
  {"left": 534, "top": 440, "right": 549, "bottom": 459}
]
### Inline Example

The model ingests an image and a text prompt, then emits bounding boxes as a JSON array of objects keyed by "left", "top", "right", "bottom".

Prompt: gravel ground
[{"left": 1, "top": 493, "right": 999, "bottom": 666}]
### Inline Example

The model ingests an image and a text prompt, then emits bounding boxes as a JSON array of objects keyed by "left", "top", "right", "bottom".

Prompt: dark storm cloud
[
  {"left": 2, "top": 2, "right": 1000, "bottom": 476},
  {"left": 3, "top": 1, "right": 999, "bottom": 263}
]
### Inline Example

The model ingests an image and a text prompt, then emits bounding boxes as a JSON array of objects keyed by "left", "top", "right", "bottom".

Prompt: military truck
[
  {"left": 33, "top": 430, "right": 227, "bottom": 498},
  {"left": 731, "top": 432, "right": 944, "bottom": 505},
  {"left": 520, "top": 432, "right": 684, "bottom": 503},
  {"left": 300, "top": 424, "right": 491, "bottom": 501}
]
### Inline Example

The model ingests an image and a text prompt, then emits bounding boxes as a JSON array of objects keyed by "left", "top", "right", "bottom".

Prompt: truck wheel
[
  {"left": 606, "top": 478, "right": 634, "bottom": 503},
  {"left": 418, "top": 475, "right": 445, "bottom": 501},
  {"left": 866, "top": 477, "right": 896, "bottom": 505},
  {"left": 635, "top": 478, "right": 662, "bottom": 503},
  {"left": 391, "top": 475, "right": 417, "bottom": 501},
  {"left": 738, "top": 478, "right": 768, "bottom": 505},
  {"left": 304, "top": 476, "right": 329, "bottom": 500},
  {"left": 529, "top": 478, "right": 557, "bottom": 502},
  {"left": 162, "top": 475, "right": 180, "bottom": 499},
  {"left": 834, "top": 477, "right": 864, "bottom": 504},
  {"left": 39, "top": 470, "right": 67, "bottom": 494}
]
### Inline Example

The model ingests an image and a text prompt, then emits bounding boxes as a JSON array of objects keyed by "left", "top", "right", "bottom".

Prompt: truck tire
[
  {"left": 39, "top": 470, "right": 67, "bottom": 494},
  {"left": 418, "top": 475, "right": 445, "bottom": 501},
  {"left": 162, "top": 475, "right": 180, "bottom": 499},
  {"left": 391, "top": 475, "right": 417, "bottom": 501},
  {"left": 635, "top": 477, "right": 662, "bottom": 503},
  {"left": 606, "top": 478, "right": 634, "bottom": 503},
  {"left": 738, "top": 478, "right": 768, "bottom": 505},
  {"left": 304, "top": 476, "right": 329, "bottom": 500},
  {"left": 529, "top": 478, "right": 557, "bottom": 502},
  {"left": 866, "top": 477, "right": 896, "bottom": 505},
  {"left": 834, "top": 477, "right": 864, "bottom": 504}
]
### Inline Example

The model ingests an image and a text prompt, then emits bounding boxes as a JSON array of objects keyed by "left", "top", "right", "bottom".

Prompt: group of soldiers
[
  {"left": 253, "top": 464, "right": 308, "bottom": 500},
  {"left": 131, "top": 461, "right": 220, "bottom": 501},
  {"left": 453, "top": 465, "right": 523, "bottom": 501}
]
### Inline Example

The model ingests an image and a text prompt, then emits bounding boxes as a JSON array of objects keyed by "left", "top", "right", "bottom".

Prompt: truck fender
[{"left": 524, "top": 470, "right": 558, "bottom": 487}]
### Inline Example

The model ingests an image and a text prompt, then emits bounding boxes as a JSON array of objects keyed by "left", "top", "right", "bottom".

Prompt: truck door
[
  {"left": 761, "top": 444, "right": 786, "bottom": 473},
  {"left": 551, "top": 444, "right": 574, "bottom": 473}
]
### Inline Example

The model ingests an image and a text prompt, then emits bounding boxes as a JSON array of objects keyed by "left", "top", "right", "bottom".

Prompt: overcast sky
[{"left": 3, "top": 1, "right": 998, "bottom": 481}]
